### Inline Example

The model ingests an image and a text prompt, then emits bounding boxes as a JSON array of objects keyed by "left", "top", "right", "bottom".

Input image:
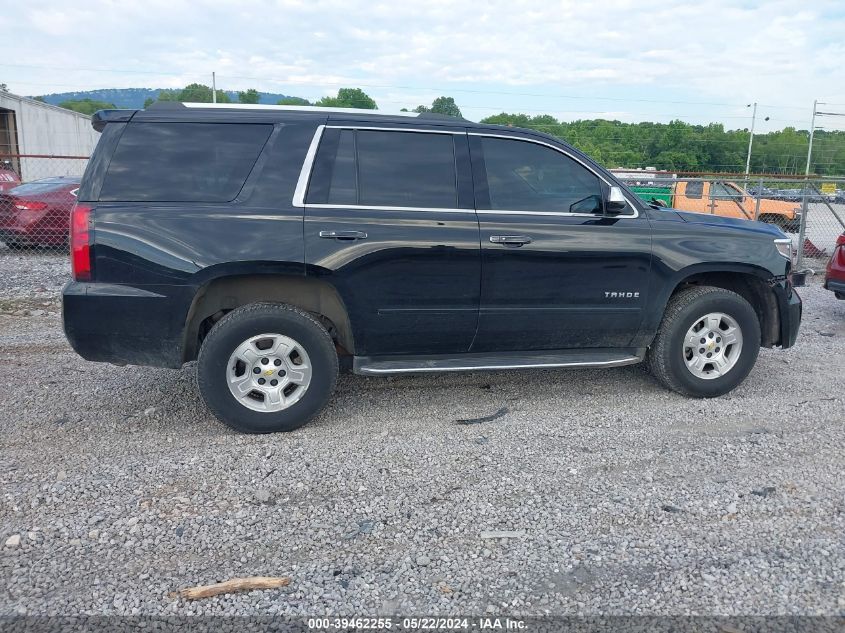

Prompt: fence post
[
  {"left": 754, "top": 176, "right": 763, "bottom": 220},
  {"left": 795, "top": 179, "right": 810, "bottom": 269}
]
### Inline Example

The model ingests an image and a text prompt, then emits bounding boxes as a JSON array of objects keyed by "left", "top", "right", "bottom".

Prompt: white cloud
[{"left": 5, "top": 0, "right": 844, "bottom": 126}]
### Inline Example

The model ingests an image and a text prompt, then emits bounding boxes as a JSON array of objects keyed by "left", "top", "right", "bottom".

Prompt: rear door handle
[
  {"left": 319, "top": 230, "right": 368, "bottom": 241},
  {"left": 489, "top": 235, "right": 532, "bottom": 247}
]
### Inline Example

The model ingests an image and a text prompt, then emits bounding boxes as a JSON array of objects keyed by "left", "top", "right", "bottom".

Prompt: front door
[
  {"left": 468, "top": 133, "right": 653, "bottom": 351},
  {"left": 303, "top": 125, "right": 480, "bottom": 356}
]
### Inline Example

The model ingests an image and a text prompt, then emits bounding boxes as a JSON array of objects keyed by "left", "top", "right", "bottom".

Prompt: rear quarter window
[{"left": 99, "top": 123, "right": 272, "bottom": 202}]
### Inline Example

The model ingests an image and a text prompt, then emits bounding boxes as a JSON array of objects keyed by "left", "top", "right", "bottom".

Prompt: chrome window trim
[
  {"left": 469, "top": 132, "right": 640, "bottom": 218},
  {"left": 306, "top": 203, "right": 472, "bottom": 214},
  {"left": 325, "top": 125, "right": 464, "bottom": 135},
  {"left": 292, "top": 124, "right": 325, "bottom": 207},
  {"left": 293, "top": 125, "right": 641, "bottom": 217}
]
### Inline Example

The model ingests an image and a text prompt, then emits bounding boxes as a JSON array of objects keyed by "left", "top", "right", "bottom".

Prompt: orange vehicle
[{"left": 666, "top": 181, "right": 801, "bottom": 232}]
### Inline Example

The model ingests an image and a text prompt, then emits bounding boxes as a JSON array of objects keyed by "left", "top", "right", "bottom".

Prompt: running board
[{"left": 353, "top": 349, "right": 644, "bottom": 375}]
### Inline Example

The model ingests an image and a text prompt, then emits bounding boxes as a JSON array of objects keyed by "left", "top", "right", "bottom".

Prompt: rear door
[
  {"left": 469, "top": 132, "right": 652, "bottom": 351},
  {"left": 301, "top": 124, "right": 480, "bottom": 356}
]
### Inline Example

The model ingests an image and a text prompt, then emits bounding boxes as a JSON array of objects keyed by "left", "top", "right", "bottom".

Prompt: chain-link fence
[
  {"left": 1, "top": 155, "right": 843, "bottom": 276},
  {"left": 614, "top": 172, "right": 845, "bottom": 272},
  {"left": 0, "top": 154, "right": 89, "bottom": 255}
]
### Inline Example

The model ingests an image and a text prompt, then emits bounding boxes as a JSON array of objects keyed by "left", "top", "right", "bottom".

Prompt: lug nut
[
  {"left": 706, "top": 352, "right": 712, "bottom": 358},
  {"left": 274, "top": 359, "right": 282, "bottom": 366},
  {"left": 270, "top": 379, "right": 278, "bottom": 386},
  {"left": 700, "top": 338, "right": 706, "bottom": 344},
  {"left": 258, "top": 378, "right": 266, "bottom": 385},
  {"left": 716, "top": 337, "right": 721, "bottom": 343},
  {"left": 278, "top": 370, "right": 286, "bottom": 377},
  {"left": 261, "top": 358, "right": 269, "bottom": 365},
  {"left": 715, "top": 347, "right": 720, "bottom": 352},
  {"left": 253, "top": 367, "right": 261, "bottom": 374},
  {"left": 709, "top": 332, "right": 714, "bottom": 339},
  {"left": 699, "top": 348, "right": 705, "bottom": 353}
]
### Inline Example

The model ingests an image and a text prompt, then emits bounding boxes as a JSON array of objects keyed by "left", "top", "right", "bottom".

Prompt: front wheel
[
  {"left": 646, "top": 286, "right": 761, "bottom": 398},
  {"left": 197, "top": 303, "right": 338, "bottom": 433}
]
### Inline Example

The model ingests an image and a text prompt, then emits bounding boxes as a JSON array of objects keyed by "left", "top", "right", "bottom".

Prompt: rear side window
[
  {"left": 99, "top": 123, "right": 271, "bottom": 202},
  {"left": 685, "top": 181, "right": 703, "bottom": 198},
  {"left": 307, "top": 129, "right": 458, "bottom": 208}
]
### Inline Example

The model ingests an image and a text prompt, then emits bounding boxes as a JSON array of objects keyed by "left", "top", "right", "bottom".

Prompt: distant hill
[{"left": 33, "top": 88, "right": 297, "bottom": 109}]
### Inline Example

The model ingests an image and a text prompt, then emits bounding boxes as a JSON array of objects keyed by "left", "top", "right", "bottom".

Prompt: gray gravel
[{"left": 1, "top": 252, "right": 844, "bottom": 617}]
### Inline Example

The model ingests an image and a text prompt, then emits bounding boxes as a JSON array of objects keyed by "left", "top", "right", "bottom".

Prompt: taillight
[
  {"left": 70, "top": 203, "right": 92, "bottom": 281},
  {"left": 14, "top": 200, "right": 48, "bottom": 212}
]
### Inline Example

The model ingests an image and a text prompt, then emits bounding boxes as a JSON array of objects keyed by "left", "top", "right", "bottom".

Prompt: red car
[
  {"left": 0, "top": 167, "right": 21, "bottom": 192},
  {"left": 0, "top": 177, "right": 81, "bottom": 249},
  {"left": 825, "top": 232, "right": 845, "bottom": 299}
]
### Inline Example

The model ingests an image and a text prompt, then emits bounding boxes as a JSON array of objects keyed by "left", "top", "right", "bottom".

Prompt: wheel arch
[
  {"left": 182, "top": 273, "right": 355, "bottom": 363},
  {"left": 650, "top": 264, "right": 781, "bottom": 348}
]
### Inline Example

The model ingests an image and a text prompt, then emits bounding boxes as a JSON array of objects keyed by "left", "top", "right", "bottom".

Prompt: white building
[{"left": 0, "top": 91, "right": 101, "bottom": 181}]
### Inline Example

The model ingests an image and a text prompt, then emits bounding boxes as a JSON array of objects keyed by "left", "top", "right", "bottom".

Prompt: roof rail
[
  {"left": 415, "top": 112, "right": 466, "bottom": 121},
  {"left": 175, "top": 103, "right": 418, "bottom": 117}
]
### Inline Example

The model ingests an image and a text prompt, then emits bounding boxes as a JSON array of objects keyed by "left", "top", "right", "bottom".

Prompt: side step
[{"left": 353, "top": 349, "right": 644, "bottom": 375}]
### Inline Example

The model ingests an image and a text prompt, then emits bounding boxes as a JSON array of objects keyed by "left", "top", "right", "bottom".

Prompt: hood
[{"left": 661, "top": 207, "right": 786, "bottom": 238}]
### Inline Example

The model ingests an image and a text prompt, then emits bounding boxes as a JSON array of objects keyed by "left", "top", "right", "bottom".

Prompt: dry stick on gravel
[{"left": 173, "top": 576, "right": 291, "bottom": 600}]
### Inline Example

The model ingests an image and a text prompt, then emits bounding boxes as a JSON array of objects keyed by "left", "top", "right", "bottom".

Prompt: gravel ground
[{"left": 0, "top": 252, "right": 843, "bottom": 618}]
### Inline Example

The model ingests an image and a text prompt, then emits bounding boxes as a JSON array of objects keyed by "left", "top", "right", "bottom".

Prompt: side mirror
[{"left": 606, "top": 186, "right": 628, "bottom": 213}]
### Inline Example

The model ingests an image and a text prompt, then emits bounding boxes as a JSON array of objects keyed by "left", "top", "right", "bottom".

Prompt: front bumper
[
  {"left": 772, "top": 279, "right": 802, "bottom": 349},
  {"left": 62, "top": 281, "right": 191, "bottom": 368}
]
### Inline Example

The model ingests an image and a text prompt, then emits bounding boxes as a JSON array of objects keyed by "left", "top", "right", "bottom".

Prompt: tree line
[{"left": 39, "top": 84, "right": 844, "bottom": 175}]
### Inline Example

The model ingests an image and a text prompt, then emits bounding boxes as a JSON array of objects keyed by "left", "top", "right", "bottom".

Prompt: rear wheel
[
  {"left": 197, "top": 303, "right": 338, "bottom": 433},
  {"left": 647, "top": 286, "right": 761, "bottom": 397}
]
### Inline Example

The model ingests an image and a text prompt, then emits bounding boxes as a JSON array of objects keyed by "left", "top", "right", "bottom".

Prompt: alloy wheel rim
[
  {"left": 226, "top": 333, "right": 312, "bottom": 412},
  {"left": 682, "top": 312, "right": 743, "bottom": 380}
]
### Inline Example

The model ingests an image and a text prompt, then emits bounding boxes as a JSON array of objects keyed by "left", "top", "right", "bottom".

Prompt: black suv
[{"left": 63, "top": 104, "right": 802, "bottom": 433}]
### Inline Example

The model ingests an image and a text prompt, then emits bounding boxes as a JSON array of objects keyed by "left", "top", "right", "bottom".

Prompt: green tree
[
  {"left": 277, "top": 96, "right": 311, "bottom": 106},
  {"left": 176, "top": 83, "right": 231, "bottom": 103},
  {"left": 315, "top": 88, "right": 377, "bottom": 109},
  {"left": 33, "top": 96, "right": 46, "bottom": 102},
  {"left": 58, "top": 98, "right": 117, "bottom": 115},
  {"left": 414, "top": 96, "right": 462, "bottom": 118},
  {"left": 143, "top": 97, "right": 155, "bottom": 108},
  {"left": 238, "top": 88, "right": 260, "bottom": 104}
]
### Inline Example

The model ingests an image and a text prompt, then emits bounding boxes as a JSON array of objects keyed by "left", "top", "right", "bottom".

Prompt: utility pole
[
  {"left": 796, "top": 99, "right": 818, "bottom": 269},
  {"left": 744, "top": 102, "right": 757, "bottom": 180},
  {"left": 212, "top": 72, "right": 217, "bottom": 104},
  {"left": 804, "top": 99, "right": 818, "bottom": 178}
]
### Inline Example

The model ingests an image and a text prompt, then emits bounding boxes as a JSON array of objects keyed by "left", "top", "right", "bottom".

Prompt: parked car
[
  {"left": 0, "top": 166, "right": 21, "bottom": 193},
  {"left": 62, "top": 104, "right": 802, "bottom": 433},
  {"left": 628, "top": 180, "right": 801, "bottom": 232},
  {"left": 824, "top": 232, "right": 845, "bottom": 299},
  {"left": 0, "top": 177, "right": 80, "bottom": 249}
]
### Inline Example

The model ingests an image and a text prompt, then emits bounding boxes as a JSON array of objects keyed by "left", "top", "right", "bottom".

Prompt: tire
[
  {"left": 197, "top": 303, "right": 338, "bottom": 433},
  {"left": 646, "top": 286, "right": 761, "bottom": 398}
]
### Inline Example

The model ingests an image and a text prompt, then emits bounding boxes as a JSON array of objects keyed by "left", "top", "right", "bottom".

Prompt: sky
[{"left": 2, "top": 0, "right": 845, "bottom": 132}]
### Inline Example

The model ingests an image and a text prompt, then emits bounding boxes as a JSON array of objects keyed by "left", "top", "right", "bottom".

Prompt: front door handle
[
  {"left": 319, "top": 230, "right": 368, "bottom": 241},
  {"left": 490, "top": 235, "right": 532, "bottom": 247}
]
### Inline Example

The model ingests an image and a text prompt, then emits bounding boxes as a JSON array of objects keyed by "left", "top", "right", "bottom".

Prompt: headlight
[{"left": 774, "top": 238, "right": 793, "bottom": 261}]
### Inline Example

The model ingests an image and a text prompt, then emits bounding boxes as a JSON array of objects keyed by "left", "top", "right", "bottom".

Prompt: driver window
[{"left": 479, "top": 136, "right": 603, "bottom": 214}]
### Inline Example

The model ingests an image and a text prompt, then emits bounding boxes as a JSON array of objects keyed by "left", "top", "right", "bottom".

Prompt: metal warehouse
[{"left": 0, "top": 91, "right": 100, "bottom": 180}]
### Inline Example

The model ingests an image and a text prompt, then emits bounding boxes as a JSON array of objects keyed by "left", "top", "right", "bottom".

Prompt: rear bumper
[
  {"left": 62, "top": 281, "right": 191, "bottom": 368},
  {"left": 773, "top": 279, "right": 801, "bottom": 349},
  {"left": 824, "top": 278, "right": 845, "bottom": 297}
]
